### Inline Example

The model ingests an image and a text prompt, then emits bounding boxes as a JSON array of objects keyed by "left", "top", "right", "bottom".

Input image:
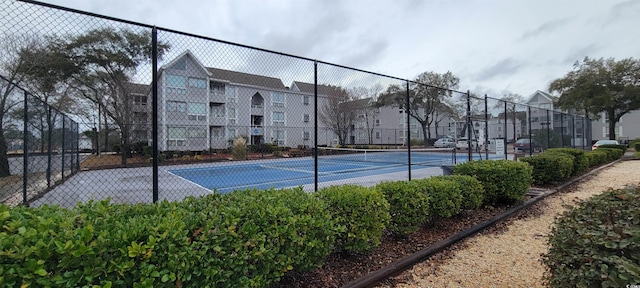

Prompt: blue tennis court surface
[{"left": 169, "top": 151, "right": 499, "bottom": 193}]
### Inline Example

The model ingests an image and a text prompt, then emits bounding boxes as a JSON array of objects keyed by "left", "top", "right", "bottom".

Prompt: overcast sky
[{"left": 37, "top": 0, "right": 640, "bottom": 100}]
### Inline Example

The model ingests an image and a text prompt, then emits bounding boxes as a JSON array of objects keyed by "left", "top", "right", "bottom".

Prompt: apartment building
[{"left": 149, "top": 50, "right": 341, "bottom": 151}]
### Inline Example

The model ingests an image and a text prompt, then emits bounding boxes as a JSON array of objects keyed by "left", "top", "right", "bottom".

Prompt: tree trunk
[{"left": 609, "top": 119, "right": 616, "bottom": 140}]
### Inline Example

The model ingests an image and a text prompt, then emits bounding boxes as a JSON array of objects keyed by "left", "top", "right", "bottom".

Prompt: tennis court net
[{"left": 316, "top": 147, "right": 456, "bottom": 167}]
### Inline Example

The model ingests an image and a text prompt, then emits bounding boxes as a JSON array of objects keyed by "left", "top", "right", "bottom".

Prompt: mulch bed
[{"left": 275, "top": 204, "right": 519, "bottom": 288}]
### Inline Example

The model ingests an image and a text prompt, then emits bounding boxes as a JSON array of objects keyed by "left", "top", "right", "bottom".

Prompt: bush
[
  {"left": 635, "top": 142, "right": 640, "bottom": 151},
  {"left": 315, "top": 185, "right": 390, "bottom": 254},
  {"left": 543, "top": 185, "right": 640, "bottom": 287},
  {"left": 520, "top": 153, "right": 574, "bottom": 186},
  {"left": 0, "top": 187, "right": 339, "bottom": 288},
  {"left": 414, "top": 177, "right": 463, "bottom": 219},
  {"left": 596, "top": 147, "right": 624, "bottom": 162},
  {"left": 454, "top": 160, "right": 533, "bottom": 205},
  {"left": 231, "top": 136, "right": 247, "bottom": 160},
  {"left": 597, "top": 144, "right": 628, "bottom": 151},
  {"left": 544, "top": 148, "right": 588, "bottom": 176},
  {"left": 432, "top": 175, "right": 484, "bottom": 210},
  {"left": 585, "top": 150, "right": 608, "bottom": 167},
  {"left": 376, "top": 180, "right": 430, "bottom": 236}
]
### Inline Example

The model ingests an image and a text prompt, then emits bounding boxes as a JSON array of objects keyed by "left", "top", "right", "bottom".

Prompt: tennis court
[{"left": 168, "top": 148, "right": 492, "bottom": 193}]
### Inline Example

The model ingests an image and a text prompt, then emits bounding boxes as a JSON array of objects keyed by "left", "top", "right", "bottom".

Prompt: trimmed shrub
[
  {"left": 454, "top": 160, "right": 533, "bottom": 205},
  {"left": 520, "top": 153, "right": 574, "bottom": 186},
  {"left": 585, "top": 150, "right": 608, "bottom": 167},
  {"left": 545, "top": 148, "right": 588, "bottom": 176},
  {"left": 376, "top": 180, "right": 430, "bottom": 236},
  {"left": 596, "top": 147, "right": 624, "bottom": 162},
  {"left": 433, "top": 175, "right": 484, "bottom": 210},
  {"left": 597, "top": 144, "right": 628, "bottom": 151},
  {"left": 543, "top": 185, "right": 640, "bottom": 287},
  {"left": 315, "top": 185, "right": 390, "bottom": 254},
  {"left": 0, "top": 187, "right": 339, "bottom": 288},
  {"left": 414, "top": 177, "right": 463, "bottom": 219}
]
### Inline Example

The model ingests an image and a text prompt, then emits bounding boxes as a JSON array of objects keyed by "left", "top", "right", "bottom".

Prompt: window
[
  {"left": 211, "top": 105, "right": 224, "bottom": 118},
  {"left": 358, "top": 132, "right": 365, "bottom": 140},
  {"left": 166, "top": 74, "right": 186, "bottom": 94},
  {"left": 303, "top": 95, "right": 310, "bottom": 105},
  {"left": 226, "top": 86, "right": 236, "bottom": 103},
  {"left": 188, "top": 77, "right": 207, "bottom": 89},
  {"left": 272, "top": 92, "right": 285, "bottom": 108},
  {"left": 228, "top": 128, "right": 236, "bottom": 140},
  {"left": 212, "top": 127, "right": 224, "bottom": 140},
  {"left": 375, "top": 119, "right": 380, "bottom": 126},
  {"left": 272, "top": 111, "right": 285, "bottom": 126},
  {"left": 497, "top": 126, "right": 502, "bottom": 131},
  {"left": 167, "top": 127, "right": 186, "bottom": 146},
  {"left": 303, "top": 131, "right": 310, "bottom": 140},
  {"left": 227, "top": 108, "right": 236, "bottom": 125},
  {"left": 303, "top": 114, "right": 310, "bottom": 123},
  {"left": 167, "top": 101, "right": 186, "bottom": 113},
  {"left": 375, "top": 131, "right": 381, "bottom": 139},
  {"left": 133, "top": 95, "right": 147, "bottom": 106},
  {"left": 273, "top": 130, "right": 285, "bottom": 145},
  {"left": 603, "top": 112, "right": 609, "bottom": 123},
  {"left": 211, "top": 84, "right": 225, "bottom": 97},
  {"left": 187, "top": 102, "right": 206, "bottom": 121},
  {"left": 188, "top": 127, "right": 207, "bottom": 138}
]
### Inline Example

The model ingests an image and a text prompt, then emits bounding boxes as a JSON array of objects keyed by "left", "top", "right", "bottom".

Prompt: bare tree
[{"left": 319, "top": 85, "right": 355, "bottom": 146}]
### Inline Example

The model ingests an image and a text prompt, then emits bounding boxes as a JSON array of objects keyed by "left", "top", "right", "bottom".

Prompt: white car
[
  {"left": 592, "top": 139, "right": 619, "bottom": 150},
  {"left": 456, "top": 138, "right": 479, "bottom": 150},
  {"left": 434, "top": 138, "right": 456, "bottom": 148}
]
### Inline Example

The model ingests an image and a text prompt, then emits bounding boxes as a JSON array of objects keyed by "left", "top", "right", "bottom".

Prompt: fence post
[
  {"left": 560, "top": 113, "right": 564, "bottom": 147},
  {"left": 47, "top": 105, "right": 52, "bottom": 188},
  {"left": 62, "top": 116, "right": 66, "bottom": 180},
  {"left": 151, "top": 26, "right": 159, "bottom": 203},
  {"left": 314, "top": 60, "right": 318, "bottom": 192},
  {"left": 503, "top": 100, "right": 507, "bottom": 159},
  {"left": 528, "top": 106, "right": 532, "bottom": 156},
  {"left": 22, "top": 91, "right": 29, "bottom": 206},
  {"left": 484, "top": 94, "right": 488, "bottom": 160},
  {"left": 406, "top": 81, "right": 412, "bottom": 180},
  {"left": 467, "top": 91, "right": 472, "bottom": 162}
]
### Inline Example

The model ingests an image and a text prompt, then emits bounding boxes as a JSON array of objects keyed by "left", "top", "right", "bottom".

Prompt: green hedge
[
  {"left": 543, "top": 185, "right": 640, "bottom": 287},
  {"left": 375, "top": 180, "right": 430, "bottom": 237},
  {"left": 585, "top": 150, "right": 608, "bottom": 167},
  {"left": 414, "top": 177, "right": 463, "bottom": 219},
  {"left": 0, "top": 187, "right": 339, "bottom": 288},
  {"left": 520, "top": 153, "right": 573, "bottom": 186},
  {"left": 454, "top": 160, "right": 533, "bottom": 205},
  {"left": 545, "top": 148, "right": 588, "bottom": 176},
  {"left": 433, "top": 175, "right": 484, "bottom": 210},
  {"left": 315, "top": 185, "right": 390, "bottom": 254},
  {"left": 597, "top": 144, "right": 628, "bottom": 151},
  {"left": 596, "top": 147, "right": 624, "bottom": 162}
]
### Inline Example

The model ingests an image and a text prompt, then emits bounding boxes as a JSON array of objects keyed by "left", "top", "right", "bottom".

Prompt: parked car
[
  {"left": 434, "top": 137, "right": 456, "bottom": 148},
  {"left": 456, "top": 138, "right": 479, "bottom": 150},
  {"left": 513, "top": 138, "right": 541, "bottom": 152},
  {"left": 592, "top": 139, "right": 619, "bottom": 150}
]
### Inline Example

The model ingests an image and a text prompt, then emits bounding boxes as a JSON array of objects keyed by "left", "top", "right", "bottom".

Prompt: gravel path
[{"left": 382, "top": 160, "right": 640, "bottom": 288}]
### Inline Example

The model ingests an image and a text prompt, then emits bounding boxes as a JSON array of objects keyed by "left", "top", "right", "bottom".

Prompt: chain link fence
[{"left": 1, "top": 0, "right": 590, "bottom": 207}]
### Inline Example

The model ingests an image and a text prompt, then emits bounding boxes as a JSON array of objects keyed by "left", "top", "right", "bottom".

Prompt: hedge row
[
  {"left": 521, "top": 147, "right": 625, "bottom": 186},
  {"left": 1, "top": 160, "right": 533, "bottom": 287},
  {"left": 543, "top": 185, "right": 640, "bottom": 287}
]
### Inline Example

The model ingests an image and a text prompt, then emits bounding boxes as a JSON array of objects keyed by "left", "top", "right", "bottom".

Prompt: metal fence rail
[{"left": 0, "top": 0, "right": 590, "bottom": 207}]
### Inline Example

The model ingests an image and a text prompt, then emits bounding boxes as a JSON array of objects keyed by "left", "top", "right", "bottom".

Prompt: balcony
[
  {"left": 209, "top": 115, "right": 226, "bottom": 126},
  {"left": 209, "top": 90, "right": 225, "bottom": 103},
  {"left": 250, "top": 126, "right": 263, "bottom": 136},
  {"left": 251, "top": 104, "right": 264, "bottom": 115}
]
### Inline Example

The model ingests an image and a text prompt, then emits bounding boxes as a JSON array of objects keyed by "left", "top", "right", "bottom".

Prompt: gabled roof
[
  {"left": 342, "top": 97, "right": 373, "bottom": 110},
  {"left": 526, "top": 90, "right": 556, "bottom": 105},
  {"left": 208, "top": 67, "right": 286, "bottom": 90},
  {"left": 291, "top": 81, "right": 341, "bottom": 96},
  {"left": 161, "top": 50, "right": 211, "bottom": 77}
]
